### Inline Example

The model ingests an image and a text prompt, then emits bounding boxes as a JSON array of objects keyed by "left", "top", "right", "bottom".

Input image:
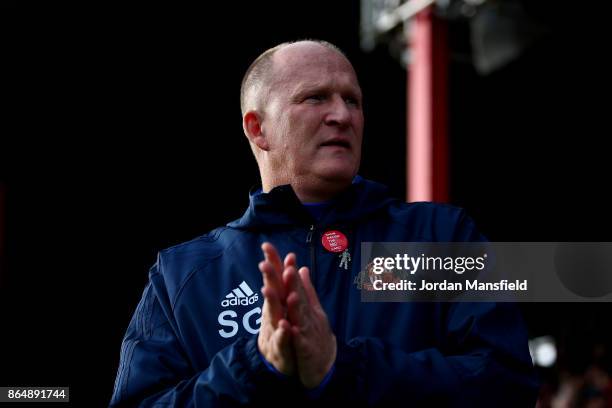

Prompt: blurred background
[{"left": 1, "top": 0, "right": 611, "bottom": 406}]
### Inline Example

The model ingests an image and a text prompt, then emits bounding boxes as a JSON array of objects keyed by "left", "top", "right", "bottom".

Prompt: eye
[
  {"left": 344, "top": 96, "right": 360, "bottom": 107},
  {"left": 304, "top": 94, "right": 326, "bottom": 103}
]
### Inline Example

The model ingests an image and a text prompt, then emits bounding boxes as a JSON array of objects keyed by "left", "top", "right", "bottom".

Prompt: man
[{"left": 111, "top": 40, "right": 539, "bottom": 406}]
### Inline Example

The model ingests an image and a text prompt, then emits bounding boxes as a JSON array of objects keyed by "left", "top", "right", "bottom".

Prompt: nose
[{"left": 324, "top": 94, "right": 352, "bottom": 128}]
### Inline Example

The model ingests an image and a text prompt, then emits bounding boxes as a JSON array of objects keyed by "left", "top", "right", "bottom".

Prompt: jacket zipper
[{"left": 306, "top": 224, "right": 316, "bottom": 283}]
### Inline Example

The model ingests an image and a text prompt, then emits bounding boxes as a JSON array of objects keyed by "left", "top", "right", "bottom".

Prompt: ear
[{"left": 243, "top": 111, "right": 269, "bottom": 151}]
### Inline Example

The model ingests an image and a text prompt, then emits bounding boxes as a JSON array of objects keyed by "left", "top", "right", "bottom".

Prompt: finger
[
  {"left": 284, "top": 252, "right": 297, "bottom": 269},
  {"left": 290, "top": 324, "right": 302, "bottom": 339},
  {"left": 278, "top": 317, "right": 291, "bottom": 331},
  {"left": 262, "top": 243, "right": 286, "bottom": 299},
  {"left": 259, "top": 260, "right": 281, "bottom": 288},
  {"left": 260, "top": 288, "right": 277, "bottom": 325},
  {"left": 283, "top": 263, "right": 306, "bottom": 296},
  {"left": 298, "top": 266, "right": 322, "bottom": 310},
  {"left": 261, "top": 285, "right": 283, "bottom": 309},
  {"left": 262, "top": 242, "right": 283, "bottom": 277},
  {"left": 286, "top": 284, "right": 309, "bottom": 327},
  {"left": 276, "top": 318, "right": 293, "bottom": 349},
  {"left": 260, "top": 277, "right": 283, "bottom": 324},
  {"left": 259, "top": 260, "right": 284, "bottom": 301}
]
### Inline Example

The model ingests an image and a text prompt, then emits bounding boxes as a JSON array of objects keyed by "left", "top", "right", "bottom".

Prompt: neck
[{"left": 262, "top": 175, "right": 352, "bottom": 203}]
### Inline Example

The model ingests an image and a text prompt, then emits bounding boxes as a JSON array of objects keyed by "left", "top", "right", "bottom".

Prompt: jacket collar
[{"left": 227, "top": 177, "right": 397, "bottom": 230}]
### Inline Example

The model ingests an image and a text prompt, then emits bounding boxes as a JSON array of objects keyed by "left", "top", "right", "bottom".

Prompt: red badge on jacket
[{"left": 321, "top": 230, "right": 348, "bottom": 253}]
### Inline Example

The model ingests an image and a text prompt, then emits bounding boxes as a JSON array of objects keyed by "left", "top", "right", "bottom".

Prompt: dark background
[{"left": 1, "top": 1, "right": 611, "bottom": 406}]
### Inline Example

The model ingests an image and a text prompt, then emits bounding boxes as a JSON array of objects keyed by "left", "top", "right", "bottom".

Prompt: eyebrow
[{"left": 292, "top": 83, "right": 362, "bottom": 101}]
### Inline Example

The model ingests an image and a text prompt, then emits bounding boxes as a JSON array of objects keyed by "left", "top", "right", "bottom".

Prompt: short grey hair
[{"left": 239, "top": 39, "right": 347, "bottom": 115}]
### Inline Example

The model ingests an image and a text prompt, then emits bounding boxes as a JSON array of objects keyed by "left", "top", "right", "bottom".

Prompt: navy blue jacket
[{"left": 111, "top": 178, "right": 539, "bottom": 407}]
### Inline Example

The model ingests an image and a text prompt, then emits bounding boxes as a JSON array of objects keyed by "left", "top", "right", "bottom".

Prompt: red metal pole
[
  {"left": 407, "top": 6, "right": 449, "bottom": 203},
  {"left": 0, "top": 182, "right": 4, "bottom": 286}
]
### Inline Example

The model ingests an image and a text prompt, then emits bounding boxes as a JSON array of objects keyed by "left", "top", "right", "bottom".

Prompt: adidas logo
[{"left": 221, "top": 281, "right": 259, "bottom": 307}]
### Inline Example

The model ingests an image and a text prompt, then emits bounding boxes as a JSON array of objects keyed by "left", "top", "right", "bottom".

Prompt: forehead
[{"left": 271, "top": 43, "right": 360, "bottom": 93}]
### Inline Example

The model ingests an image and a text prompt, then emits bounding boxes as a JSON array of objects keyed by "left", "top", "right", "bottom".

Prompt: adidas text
[{"left": 221, "top": 294, "right": 259, "bottom": 307}]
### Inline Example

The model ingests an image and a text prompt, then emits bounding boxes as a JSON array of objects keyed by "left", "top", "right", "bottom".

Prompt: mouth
[{"left": 319, "top": 139, "right": 351, "bottom": 149}]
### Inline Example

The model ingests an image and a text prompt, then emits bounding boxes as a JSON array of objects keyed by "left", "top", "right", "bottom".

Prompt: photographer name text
[{"left": 372, "top": 279, "right": 528, "bottom": 291}]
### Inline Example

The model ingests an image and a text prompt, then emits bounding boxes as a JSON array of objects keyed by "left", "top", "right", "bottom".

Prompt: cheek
[
  {"left": 268, "top": 115, "right": 291, "bottom": 149},
  {"left": 353, "top": 113, "right": 365, "bottom": 134},
  {"left": 288, "top": 113, "right": 320, "bottom": 146}
]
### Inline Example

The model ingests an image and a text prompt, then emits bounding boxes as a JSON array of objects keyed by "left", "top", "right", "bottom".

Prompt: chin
[{"left": 316, "top": 164, "right": 358, "bottom": 185}]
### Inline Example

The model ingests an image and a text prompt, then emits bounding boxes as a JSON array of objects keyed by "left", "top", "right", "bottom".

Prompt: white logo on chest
[{"left": 217, "top": 281, "right": 261, "bottom": 338}]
